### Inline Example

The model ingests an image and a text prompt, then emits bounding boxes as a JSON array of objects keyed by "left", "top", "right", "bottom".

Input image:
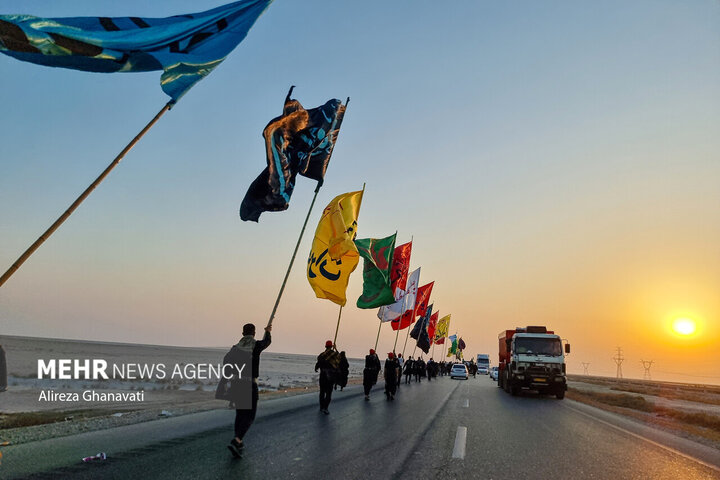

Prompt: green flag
[{"left": 354, "top": 233, "right": 396, "bottom": 309}]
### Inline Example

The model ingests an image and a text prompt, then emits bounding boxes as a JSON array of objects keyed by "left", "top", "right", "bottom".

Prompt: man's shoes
[
  {"left": 364, "top": 395, "right": 369, "bottom": 401},
  {"left": 322, "top": 408, "right": 330, "bottom": 415},
  {"left": 227, "top": 439, "right": 243, "bottom": 458}
]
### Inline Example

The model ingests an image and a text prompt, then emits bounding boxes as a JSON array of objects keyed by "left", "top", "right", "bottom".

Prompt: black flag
[
  {"left": 411, "top": 304, "right": 432, "bottom": 354},
  {"left": 240, "top": 87, "right": 346, "bottom": 222}
]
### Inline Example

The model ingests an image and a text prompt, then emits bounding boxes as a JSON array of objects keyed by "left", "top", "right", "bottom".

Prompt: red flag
[
  {"left": 428, "top": 311, "right": 439, "bottom": 345},
  {"left": 389, "top": 242, "right": 412, "bottom": 295},
  {"left": 435, "top": 336, "right": 445, "bottom": 345},
  {"left": 414, "top": 282, "right": 434, "bottom": 318},
  {"left": 395, "top": 280, "right": 432, "bottom": 330},
  {"left": 391, "top": 267, "right": 420, "bottom": 331}
]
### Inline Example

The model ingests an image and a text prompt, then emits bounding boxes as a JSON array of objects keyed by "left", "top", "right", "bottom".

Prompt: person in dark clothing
[
  {"left": 384, "top": 352, "right": 398, "bottom": 401},
  {"left": 315, "top": 340, "right": 338, "bottom": 414},
  {"left": 0, "top": 344, "right": 7, "bottom": 392},
  {"left": 415, "top": 358, "right": 425, "bottom": 382},
  {"left": 221, "top": 323, "right": 271, "bottom": 458},
  {"left": 426, "top": 358, "right": 435, "bottom": 381},
  {"left": 395, "top": 353, "right": 403, "bottom": 390},
  {"left": 363, "top": 349, "right": 381, "bottom": 400},
  {"left": 403, "top": 357, "right": 414, "bottom": 384},
  {"left": 335, "top": 351, "right": 350, "bottom": 391}
]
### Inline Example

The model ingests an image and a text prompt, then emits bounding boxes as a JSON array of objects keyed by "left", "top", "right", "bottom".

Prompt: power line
[{"left": 581, "top": 362, "right": 590, "bottom": 375}]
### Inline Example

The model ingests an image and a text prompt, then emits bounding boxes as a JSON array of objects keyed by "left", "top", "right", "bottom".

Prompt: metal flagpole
[
  {"left": 0, "top": 101, "right": 174, "bottom": 288},
  {"left": 266, "top": 93, "right": 350, "bottom": 328}
]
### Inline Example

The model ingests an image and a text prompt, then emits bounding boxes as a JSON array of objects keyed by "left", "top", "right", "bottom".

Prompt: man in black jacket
[
  {"left": 224, "top": 323, "right": 271, "bottom": 458},
  {"left": 362, "top": 348, "right": 381, "bottom": 400},
  {"left": 315, "top": 340, "right": 337, "bottom": 414}
]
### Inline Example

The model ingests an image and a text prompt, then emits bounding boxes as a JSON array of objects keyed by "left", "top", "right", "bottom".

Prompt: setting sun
[{"left": 672, "top": 318, "right": 697, "bottom": 336}]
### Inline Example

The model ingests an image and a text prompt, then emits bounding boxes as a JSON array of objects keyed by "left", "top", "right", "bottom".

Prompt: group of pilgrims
[{"left": 314, "top": 341, "right": 476, "bottom": 409}]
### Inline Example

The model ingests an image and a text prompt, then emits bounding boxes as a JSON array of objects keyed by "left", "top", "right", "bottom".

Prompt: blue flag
[{"left": 0, "top": 0, "right": 273, "bottom": 101}]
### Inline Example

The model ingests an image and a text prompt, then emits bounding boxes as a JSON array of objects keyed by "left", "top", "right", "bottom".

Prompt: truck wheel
[{"left": 555, "top": 390, "right": 565, "bottom": 400}]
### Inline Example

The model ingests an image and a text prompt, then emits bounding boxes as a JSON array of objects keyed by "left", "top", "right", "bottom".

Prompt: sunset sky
[{"left": 1, "top": 0, "right": 718, "bottom": 384}]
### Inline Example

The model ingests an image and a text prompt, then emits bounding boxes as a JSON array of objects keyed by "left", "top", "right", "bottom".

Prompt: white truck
[{"left": 476, "top": 354, "right": 490, "bottom": 375}]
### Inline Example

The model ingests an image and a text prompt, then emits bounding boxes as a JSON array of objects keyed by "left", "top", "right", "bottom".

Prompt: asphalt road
[{"left": 4, "top": 376, "right": 720, "bottom": 479}]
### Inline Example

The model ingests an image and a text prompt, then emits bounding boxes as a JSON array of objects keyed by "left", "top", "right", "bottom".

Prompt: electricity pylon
[
  {"left": 581, "top": 362, "right": 590, "bottom": 375},
  {"left": 612, "top": 347, "right": 624, "bottom": 379},
  {"left": 640, "top": 359, "right": 654, "bottom": 380}
]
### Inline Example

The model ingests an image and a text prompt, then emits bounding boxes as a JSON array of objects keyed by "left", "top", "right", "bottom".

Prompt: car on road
[
  {"left": 489, "top": 367, "right": 499, "bottom": 381},
  {"left": 478, "top": 366, "right": 489, "bottom": 375},
  {"left": 450, "top": 363, "right": 468, "bottom": 380}
]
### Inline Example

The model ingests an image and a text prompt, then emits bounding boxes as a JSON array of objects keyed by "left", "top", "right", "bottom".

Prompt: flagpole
[
  {"left": 431, "top": 343, "right": 436, "bottom": 359},
  {"left": 401, "top": 324, "right": 411, "bottom": 357},
  {"left": 266, "top": 181, "right": 321, "bottom": 328},
  {"left": 333, "top": 304, "right": 343, "bottom": 346},
  {"left": 0, "top": 101, "right": 174, "bottom": 288},
  {"left": 374, "top": 319, "right": 382, "bottom": 351},
  {"left": 392, "top": 286, "right": 408, "bottom": 353},
  {"left": 266, "top": 92, "right": 351, "bottom": 328}
]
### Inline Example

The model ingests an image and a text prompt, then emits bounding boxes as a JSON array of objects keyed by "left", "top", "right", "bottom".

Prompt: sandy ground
[{"left": 569, "top": 380, "right": 720, "bottom": 416}]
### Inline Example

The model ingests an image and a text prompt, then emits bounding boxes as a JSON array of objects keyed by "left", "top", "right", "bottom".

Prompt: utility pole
[
  {"left": 640, "top": 359, "right": 653, "bottom": 381},
  {"left": 612, "top": 347, "right": 624, "bottom": 379},
  {"left": 581, "top": 362, "right": 590, "bottom": 376}
]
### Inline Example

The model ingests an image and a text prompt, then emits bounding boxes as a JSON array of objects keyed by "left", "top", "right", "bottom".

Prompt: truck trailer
[{"left": 498, "top": 326, "right": 569, "bottom": 399}]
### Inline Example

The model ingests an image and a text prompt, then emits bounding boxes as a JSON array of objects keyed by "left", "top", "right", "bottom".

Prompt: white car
[
  {"left": 450, "top": 363, "right": 468, "bottom": 380},
  {"left": 478, "top": 366, "right": 489, "bottom": 375},
  {"left": 489, "top": 367, "right": 499, "bottom": 381}
]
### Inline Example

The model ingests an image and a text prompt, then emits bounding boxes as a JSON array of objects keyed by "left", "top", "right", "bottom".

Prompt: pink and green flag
[{"left": 354, "top": 233, "right": 396, "bottom": 309}]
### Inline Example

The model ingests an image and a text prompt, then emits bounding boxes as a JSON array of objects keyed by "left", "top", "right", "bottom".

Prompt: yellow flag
[
  {"left": 307, "top": 190, "right": 364, "bottom": 306},
  {"left": 434, "top": 314, "right": 451, "bottom": 342}
]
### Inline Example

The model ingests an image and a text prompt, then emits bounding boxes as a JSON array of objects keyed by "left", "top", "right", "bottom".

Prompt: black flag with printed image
[
  {"left": 411, "top": 304, "right": 432, "bottom": 354},
  {"left": 240, "top": 87, "right": 346, "bottom": 222}
]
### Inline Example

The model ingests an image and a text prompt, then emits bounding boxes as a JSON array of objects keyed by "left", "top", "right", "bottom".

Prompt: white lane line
[
  {"left": 564, "top": 404, "right": 720, "bottom": 474},
  {"left": 452, "top": 426, "right": 467, "bottom": 459},
  {"left": 463, "top": 399, "right": 469, "bottom": 408}
]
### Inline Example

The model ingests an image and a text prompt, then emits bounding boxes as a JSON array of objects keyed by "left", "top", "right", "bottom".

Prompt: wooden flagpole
[
  {"left": 374, "top": 319, "right": 382, "bottom": 351},
  {"left": 266, "top": 181, "right": 321, "bottom": 329},
  {"left": 332, "top": 305, "right": 343, "bottom": 346},
  {"left": 0, "top": 101, "right": 174, "bottom": 288},
  {"left": 266, "top": 94, "right": 350, "bottom": 328},
  {"left": 401, "top": 324, "right": 411, "bottom": 357}
]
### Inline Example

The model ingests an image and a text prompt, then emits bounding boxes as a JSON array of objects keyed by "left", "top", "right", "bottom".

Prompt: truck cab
[{"left": 498, "top": 326, "right": 569, "bottom": 399}]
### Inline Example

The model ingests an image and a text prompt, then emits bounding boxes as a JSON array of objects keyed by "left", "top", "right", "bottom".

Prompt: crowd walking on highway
[{"left": 218, "top": 330, "right": 478, "bottom": 459}]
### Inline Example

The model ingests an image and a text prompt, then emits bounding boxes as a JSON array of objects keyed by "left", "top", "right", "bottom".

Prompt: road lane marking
[
  {"left": 452, "top": 426, "right": 467, "bottom": 459},
  {"left": 564, "top": 404, "right": 720, "bottom": 474},
  {"left": 463, "top": 399, "right": 469, "bottom": 408}
]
